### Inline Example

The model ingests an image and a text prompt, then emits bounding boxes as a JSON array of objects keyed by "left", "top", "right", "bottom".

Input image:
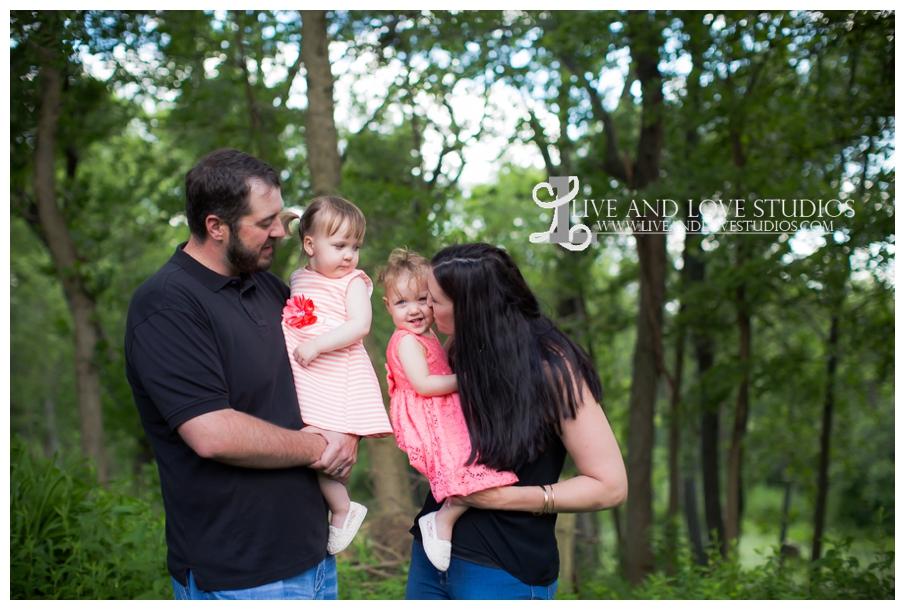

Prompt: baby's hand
[
  {"left": 385, "top": 364, "right": 396, "bottom": 395},
  {"left": 294, "top": 341, "right": 320, "bottom": 367}
]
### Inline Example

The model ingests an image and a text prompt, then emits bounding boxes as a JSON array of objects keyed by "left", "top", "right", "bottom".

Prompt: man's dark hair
[{"left": 185, "top": 148, "right": 281, "bottom": 240}]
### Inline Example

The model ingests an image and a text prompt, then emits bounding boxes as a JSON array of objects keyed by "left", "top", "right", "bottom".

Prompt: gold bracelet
[
  {"left": 533, "top": 485, "right": 549, "bottom": 515},
  {"left": 547, "top": 484, "right": 555, "bottom": 514}
]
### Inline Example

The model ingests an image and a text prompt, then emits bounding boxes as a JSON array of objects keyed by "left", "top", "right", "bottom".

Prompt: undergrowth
[
  {"left": 10, "top": 438, "right": 170, "bottom": 599},
  {"left": 10, "top": 437, "right": 893, "bottom": 600}
]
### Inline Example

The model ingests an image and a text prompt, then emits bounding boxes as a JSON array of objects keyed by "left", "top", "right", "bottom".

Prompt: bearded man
[{"left": 125, "top": 149, "right": 358, "bottom": 599}]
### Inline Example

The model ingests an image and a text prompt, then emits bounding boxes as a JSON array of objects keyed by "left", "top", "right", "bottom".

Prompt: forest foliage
[{"left": 9, "top": 9, "right": 895, "bottom": 599}]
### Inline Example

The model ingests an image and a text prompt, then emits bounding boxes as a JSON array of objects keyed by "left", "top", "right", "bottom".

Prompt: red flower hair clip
[{"left": 283, "top": 295, "right": 318, "bottom": 328}]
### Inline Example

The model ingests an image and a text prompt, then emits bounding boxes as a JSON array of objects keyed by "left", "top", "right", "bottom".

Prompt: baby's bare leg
[
  {"left": 435, "top": 498, "right": 468, "bottom": 542},
  {"left": 318, "top": 472, "right": 351, "bottom": 527}
]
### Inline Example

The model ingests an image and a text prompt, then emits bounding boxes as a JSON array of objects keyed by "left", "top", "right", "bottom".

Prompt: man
[{"left": 125, "top": 149, "right": 358, "bottom": 599}]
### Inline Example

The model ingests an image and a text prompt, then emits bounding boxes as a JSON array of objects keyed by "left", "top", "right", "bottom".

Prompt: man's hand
[
  {"left": 304, "top": 427, "right": 360, "bottom": 484},
  {"left": 293, "top": 341, "right": 320, "bottom": 367}
]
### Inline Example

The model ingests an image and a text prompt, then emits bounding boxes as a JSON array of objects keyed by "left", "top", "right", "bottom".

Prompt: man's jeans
[{"left": 172, "top": 555, "right": 337, "bottom": 600}]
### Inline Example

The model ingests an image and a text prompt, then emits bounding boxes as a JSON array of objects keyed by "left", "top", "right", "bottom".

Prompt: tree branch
[
  {"left": 233, "top": 11, "right": 267, "bottom": 159},
  {"left": 13, "top": 189, "right": 51, "bottom": 251},
  {"left": 557, "top": 53, "right": 627, "bottom": 182},
  {"left": 526, "top": 106, "right": 556, "bottom": 178}
]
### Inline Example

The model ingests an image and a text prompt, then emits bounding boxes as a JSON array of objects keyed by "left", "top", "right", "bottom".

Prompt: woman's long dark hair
[{"left": 431, "top": 243, "right": 602, "bottom": 471}]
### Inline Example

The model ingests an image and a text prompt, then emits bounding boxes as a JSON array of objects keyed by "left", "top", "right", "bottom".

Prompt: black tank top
[{"left": 410, "top": 434, "right": 567, "bottom": 586}]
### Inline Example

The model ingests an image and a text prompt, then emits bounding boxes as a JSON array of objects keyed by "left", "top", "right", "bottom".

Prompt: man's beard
[{"left": 227, "top": 230, "right": 275, "bottom": 275}]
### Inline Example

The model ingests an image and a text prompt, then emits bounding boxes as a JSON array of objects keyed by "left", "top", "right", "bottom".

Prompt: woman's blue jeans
[{"left": 405, "top": 540, "right": 558, "bottom": 600}]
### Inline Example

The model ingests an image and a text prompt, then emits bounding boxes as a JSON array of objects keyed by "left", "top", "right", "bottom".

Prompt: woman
[{"left": 405, "top": 242, "right": 628, "bottom": 600}]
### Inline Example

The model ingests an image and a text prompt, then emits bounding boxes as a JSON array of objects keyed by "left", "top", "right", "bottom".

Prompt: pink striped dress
[{"left": 282, "top": 267, "right": 392, "bottom": 438}]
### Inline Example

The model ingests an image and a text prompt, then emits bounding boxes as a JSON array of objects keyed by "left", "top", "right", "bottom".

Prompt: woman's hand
[
  {"left": 448, "top": 490, "right": 500, "bottom": 510},
  {"left": 447, "top": 486, "right": 536, "bottom": 512}
]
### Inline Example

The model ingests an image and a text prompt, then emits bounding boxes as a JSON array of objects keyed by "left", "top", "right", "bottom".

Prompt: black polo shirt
[{"left": 125, "top": 244, "right": 327, "bottom": 591}]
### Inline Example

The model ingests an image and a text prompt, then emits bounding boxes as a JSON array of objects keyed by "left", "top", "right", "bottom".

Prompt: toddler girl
[
  {"left": 379, "top": 248, "right": 518, "bottom": 571},
  {"left": 281, "top": 196, "right": 392, "bottom": 555}
]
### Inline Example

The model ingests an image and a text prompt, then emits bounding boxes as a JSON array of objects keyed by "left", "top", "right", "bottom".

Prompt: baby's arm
[
  {"left": 397, "top": 333, "right": 457, "bottom": 397},
  {"left": 294, "top": 276, "right": 372, "bottom": 366}
]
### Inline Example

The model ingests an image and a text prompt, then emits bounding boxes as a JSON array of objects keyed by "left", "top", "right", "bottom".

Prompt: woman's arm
[
  {"left": 294, "top": 276, "right": 372, "bottom": 366},
  {"left": 397, "top": 333, "right": 458, "bottom": 397},
  {"left": 451, "top": 381, "right": 627, "bottom": 513},
  {"left": 546, "top": 383, "right": 628, "bottom": 511}
]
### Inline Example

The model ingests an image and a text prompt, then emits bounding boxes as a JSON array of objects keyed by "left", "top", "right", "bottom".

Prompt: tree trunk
[
  {"left": 366, "top": 436, "right": 415, "bottom": 514},
  {"left": 701, "top": 405, "right": 725, "bottom": 556},
  {"left": 623, "top": 11, "right": 667, "bottom": 586},
  {"left": 683, "top": 475, "right": 707, "bottom": 566},
  {"left": 555, "top": 511, "right": 577, "bottom": 595},
  {"left": 555, "top": 270, "right": 597, "bottom": 583},
  {"left": 528, "top": 99, "right": 599, "bottom": 589},
  {"left": 811, "top": 312, "right": 839, "bottom": 561},
  {"left": 724, "top": 125, "right": 751, "bottom": 553},
  {"left": 363, "top": 333, "right": 416, "bottom": 517},
  {"left": 611, "top": 504, "right": 626, "bottom": 574},
  {"left": 668, "top": 204, "right": 690, "bottom": 521},
  {"left": 779, "top": 480, "right": 795, "bottom": 568},
  {"left": 696, "top": 325, "right": 724, "bottom": 553},
  {"left": 625, "top": 232, "right": 666, "bottom": 585},
  {"left": 725, "top": 247, "right": 751, "bottom": 551},
  {"left": 573, "top": 511, "right": 601, "bottom": 594},
  {"left": 363, "top": 333, "right": 418, "bottom": 561},
  {"left": 686, "top": 217, "right": 724, "bottom": 557},
  {"left": 667, "top": 336, "right": 683, "bottom": 520},
  {"left": 299, "top": 10, "right": 417, "bottom": 546},
  {"left": 33, "top": 60, "right": 107, "bottom": 482},
  {"left": 545, "top": 12, "right": 667, "bottom": 586},
  {"left": 300, "top": 10, "right": 342, "bottom": 195},
  {"left": 664, "top": 206, "right": 689, "bottom": 574}
]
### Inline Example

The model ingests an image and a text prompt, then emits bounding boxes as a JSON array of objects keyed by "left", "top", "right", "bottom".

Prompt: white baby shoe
[
  {"left": 327, "top": 501, "right": 368, "bottom": 555},
  {"left": 418, "top": 511, "right": 451, "bottom": 571}
]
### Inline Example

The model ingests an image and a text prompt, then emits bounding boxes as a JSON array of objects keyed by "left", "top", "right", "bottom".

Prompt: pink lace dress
[
  {"left": 385, "top": 329, "right": 518, "bottom": 501},
  {"left": 282, "top": 268, "right": 392, "bottom": 437}
]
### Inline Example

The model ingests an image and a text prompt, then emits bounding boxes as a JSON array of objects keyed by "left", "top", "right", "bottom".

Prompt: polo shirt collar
[{"left": 171, "top": 242, "right": 258, "bottom": 292}]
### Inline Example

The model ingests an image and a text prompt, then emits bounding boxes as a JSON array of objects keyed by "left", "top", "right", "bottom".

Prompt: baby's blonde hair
[
  {"left": 281, "top": 196, "right": 366, "bottom": 244},
  {"left": 378, "top": 247, "right": 431, "bottom": 294}
]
